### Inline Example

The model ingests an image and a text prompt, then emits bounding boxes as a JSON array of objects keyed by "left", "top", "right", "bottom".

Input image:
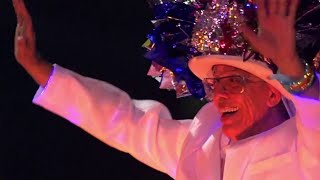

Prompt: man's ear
[{"left": 267, "top": 85, "right": 282, "bottom": 107}]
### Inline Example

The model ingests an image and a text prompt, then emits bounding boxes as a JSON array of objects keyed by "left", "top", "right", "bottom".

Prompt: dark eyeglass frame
[{"left": 203, "top": 75, "right": 263, "bottom": 101}]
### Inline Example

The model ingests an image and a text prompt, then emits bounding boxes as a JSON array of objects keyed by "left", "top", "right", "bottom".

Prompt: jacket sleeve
[
  {"left": 290, "top": 74, "right": 320, "bottom": 173},
  {"left": 32, "top": 64, "right": 192, "bottom": 178}
]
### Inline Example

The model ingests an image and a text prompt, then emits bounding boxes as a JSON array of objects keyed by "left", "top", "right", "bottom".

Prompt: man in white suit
[{"left": 12, "top": 0, "right": 320, "bottom": 179}]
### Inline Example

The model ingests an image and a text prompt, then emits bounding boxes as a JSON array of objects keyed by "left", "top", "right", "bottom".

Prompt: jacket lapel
[
  {"left": 176, "top": 103, "right": 222, "bottom": 180},
  {"left": 222, "top": 143, "right": 254, "bottom": 180},
  {"left": 194, "top": 131, "right": 223, "bottom": 180}
]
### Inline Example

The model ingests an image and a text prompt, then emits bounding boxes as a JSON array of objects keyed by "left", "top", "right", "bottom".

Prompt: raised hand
[
  {"left": 12, "top": 0, "right": 53, "bottom": 87},
  {"left": 13, "top": 0, "right": 38, "bottom": 65},
  {"left": 240, "top": 0, "right": 304, "bottom": 79}
]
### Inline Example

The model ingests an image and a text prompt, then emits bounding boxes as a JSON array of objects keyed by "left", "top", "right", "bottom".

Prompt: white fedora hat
[{"left": 188, "top": 55, "right": 294, "bottom": 101}]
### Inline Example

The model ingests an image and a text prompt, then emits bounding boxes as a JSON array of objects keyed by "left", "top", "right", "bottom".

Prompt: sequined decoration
[
  {"left": 147, "top": 0, "right": 198, "bottom": 7},
  {"left": 147, "top": 62, "right": 189, "bottom": 98},
  {"left": 191, "top": 0, "right": 245, "bottom": 55},
  {"left": 313, "top": 51, "right": 320, "bottom": 72}
]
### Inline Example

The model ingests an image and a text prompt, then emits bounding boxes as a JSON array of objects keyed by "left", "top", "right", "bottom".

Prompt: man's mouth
[{"left": 220, "top": 107, "right": 239, "bottom": 117}]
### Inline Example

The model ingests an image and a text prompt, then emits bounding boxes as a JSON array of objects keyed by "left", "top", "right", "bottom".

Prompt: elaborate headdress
[{"left": 143, "top": 0, "right": 320, "bottom": 99}]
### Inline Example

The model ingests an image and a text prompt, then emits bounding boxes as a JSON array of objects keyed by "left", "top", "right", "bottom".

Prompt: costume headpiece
[{"left": 143, "top": 0, "right": 320, "bottom": 99}]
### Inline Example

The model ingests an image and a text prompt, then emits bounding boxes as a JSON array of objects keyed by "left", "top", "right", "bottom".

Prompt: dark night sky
[{"left": 0, "top": 0, "right": 205, "bottom": 179}]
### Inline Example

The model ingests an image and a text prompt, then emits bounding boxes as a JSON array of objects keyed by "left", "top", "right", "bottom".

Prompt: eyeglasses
[{"left": 203, "top": 75, "right": 259, "bottom": 101}]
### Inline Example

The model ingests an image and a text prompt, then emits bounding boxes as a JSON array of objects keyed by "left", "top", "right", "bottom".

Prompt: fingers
[
  {"left": 239, "top": 25, "right": 264, "bottom": 53},
  {"left": 278, "top": 0, "right": 288, "bottom": 16},
  {"left": 14, "top": 24, "right": 27, "bottom": 58},
  {"left": 13, "top": 0, "right": 35, "bottom": 44},
  {"left": 15, "top": 23, "right": 24, "bottom": 40},
  {"left": 268, "top": 0, "right": 280, "bottom": 15},
  {"left": 15, "top": 21, "right": 27, "bottom": 49},
  {"left": 13, "top": 0, "right": 38, "bottom": 63},
  {"left": 13, "top": 0, "right": 32, "bottom": 25},
  {"left": 13, "top": 0, "right": 23, "bottom": 24},
  {"left": 288, "top": 0, "right": 299, "bottom": 23},
  {"left": 257, "top": 0, "right": 299, "bottom": 19},
  {"left": 12, "top": 0, "right": 21, "bottom": 23},
  {"left": 256, "top": 0, "right": 267, "bottom": 20}
]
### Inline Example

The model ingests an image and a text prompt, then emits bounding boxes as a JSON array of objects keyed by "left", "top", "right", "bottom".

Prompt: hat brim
[{"left": 188, "top": 55, "right": 293, "bottom": 100}]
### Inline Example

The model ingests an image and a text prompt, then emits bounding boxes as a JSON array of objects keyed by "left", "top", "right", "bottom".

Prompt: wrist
[
  {"left": 277, "top": 56, "right": 304, "bottom": 80},
  {"left": 277, "top": 61, "right": 315, "bottom": 94},
  {"left": 20, "top": 57, "right": 54, "bottom": 87},
  {"left": 19, "top": 56, "right": 43, "bottom": 68}
]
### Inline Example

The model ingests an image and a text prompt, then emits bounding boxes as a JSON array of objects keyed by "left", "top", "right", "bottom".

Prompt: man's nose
[{"left": 212, "top": 84, "right": 229, "bottom": 100}]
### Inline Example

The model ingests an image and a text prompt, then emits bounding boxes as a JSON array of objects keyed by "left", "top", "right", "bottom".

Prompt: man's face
[{"left": 210, "top": 65, "right": 274, "bottom": 140}]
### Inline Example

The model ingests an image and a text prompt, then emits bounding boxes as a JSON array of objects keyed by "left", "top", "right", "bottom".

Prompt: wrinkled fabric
[{"left": 33, "top": 65, "right": 320, "bottom": 180}]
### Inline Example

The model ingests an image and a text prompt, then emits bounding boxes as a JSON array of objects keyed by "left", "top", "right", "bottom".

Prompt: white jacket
[{"left": 33, "top": 65, "right": 320, "bottom": 180}]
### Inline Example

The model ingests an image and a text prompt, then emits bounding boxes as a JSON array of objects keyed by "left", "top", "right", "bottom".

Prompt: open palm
[
  {"left": 240, "top": 0, "right": 303, "bottom": 78},
  {"left": 13, "top": 0, "right": 38, "bottom": 66}
]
